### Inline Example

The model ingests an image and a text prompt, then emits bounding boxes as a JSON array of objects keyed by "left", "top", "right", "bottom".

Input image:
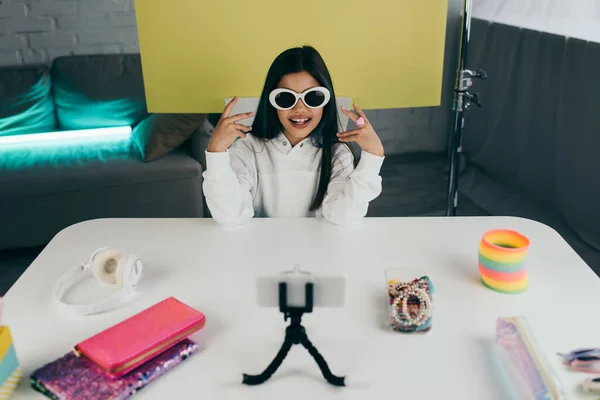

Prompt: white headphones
[{"left": 53, "top": 247, "right": 143, "bottom": 316}]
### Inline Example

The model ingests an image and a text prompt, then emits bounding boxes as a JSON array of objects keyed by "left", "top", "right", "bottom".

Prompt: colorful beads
[{"left": 387, "top": 276, "right": 434, "bottom": 333}]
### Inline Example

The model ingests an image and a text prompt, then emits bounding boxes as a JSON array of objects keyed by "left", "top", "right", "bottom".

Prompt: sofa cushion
[
  {"left": 0, "top": 140, "right": 201, "bottom": 199},
  {"left": 366, "top": 152, "right": 473, "bottom": 217},
  {"left": 0, "top": 145, "right": 204, "bottom": 250},
  {"left": 50, "top": 54, "right": 148, "bottom": 130},
  {"left": 132, "top": 113, "right": 207, "bottom": 162},
  {"left": 0, "top": 64, "right": 57, "bottom": 136}
]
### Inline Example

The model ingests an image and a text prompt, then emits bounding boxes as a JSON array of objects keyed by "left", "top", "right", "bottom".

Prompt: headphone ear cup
[
  {"left": 88, "top": 247, "right": 107, "bottom": 267},
  {"left": 91, "top": 249, "right": 125, "bottom": 286}
]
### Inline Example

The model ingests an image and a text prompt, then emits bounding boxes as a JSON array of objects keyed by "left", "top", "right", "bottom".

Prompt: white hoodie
[{"left": 202, "top": 132, "right": 384, "bottom": 226}]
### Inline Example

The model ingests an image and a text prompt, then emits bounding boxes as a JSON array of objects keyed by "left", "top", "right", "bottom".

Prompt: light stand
[
  {"left": 242, "top": 282, "right": 345, "bottom": 387},
  {"left": 446, "top": 0, "right": 487, "bottom": 216}
]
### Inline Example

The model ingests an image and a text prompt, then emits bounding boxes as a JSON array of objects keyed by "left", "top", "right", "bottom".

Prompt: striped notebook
[{"left": 0, "top": 327, "right": 21, "bottom": 399}]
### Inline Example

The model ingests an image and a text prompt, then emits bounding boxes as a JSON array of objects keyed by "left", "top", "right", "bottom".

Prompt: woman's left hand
[{"left": 338, "top": 104, "right": 384, "bottom": 157}]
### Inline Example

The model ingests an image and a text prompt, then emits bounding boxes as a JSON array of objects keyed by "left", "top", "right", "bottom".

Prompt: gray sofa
[
  {"left": 0, "top": 55, "right": 208, "bottom": 251},
  {"left": 459, "top": 18, "right": 600, "bottom": 270}
]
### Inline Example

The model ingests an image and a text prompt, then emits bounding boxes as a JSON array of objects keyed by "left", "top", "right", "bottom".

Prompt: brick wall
[{"left": 0, "top": 0, "right": 139, "bottom": 66}]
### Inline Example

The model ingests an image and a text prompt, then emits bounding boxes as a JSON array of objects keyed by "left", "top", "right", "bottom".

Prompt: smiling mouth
[{"left": 290, "top": 118, "right": 311, "bottom": 128}]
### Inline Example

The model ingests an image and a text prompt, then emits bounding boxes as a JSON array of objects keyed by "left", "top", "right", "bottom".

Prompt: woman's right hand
[{"left": 207, "top": 97, "right": 254, "bottom": 153}]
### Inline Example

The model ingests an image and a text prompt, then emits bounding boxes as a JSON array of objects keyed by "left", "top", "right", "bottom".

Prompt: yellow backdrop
[{"left": 134, "top": 0, "right": 448, "bottom": 113}]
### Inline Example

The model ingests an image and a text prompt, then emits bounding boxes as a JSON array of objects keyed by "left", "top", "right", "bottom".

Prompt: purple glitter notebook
[{"left": 30, "top": 339, "right": 198, "bottom": 400}]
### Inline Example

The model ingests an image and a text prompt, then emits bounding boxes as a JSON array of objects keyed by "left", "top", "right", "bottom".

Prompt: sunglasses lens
[
  {"left": 304, "top": 90, "right": 327, "bottom": 108},
  {"left": 577, "top": 356, "right": 600, "bottom": 362},
  {"left": 274, "top": 92, "right": 296, "bottom": 109}
]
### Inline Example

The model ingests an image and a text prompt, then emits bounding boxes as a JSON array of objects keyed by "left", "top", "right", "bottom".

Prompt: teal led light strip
[{"left": 0, "top": 126, "right": 132, "bottom": 145}]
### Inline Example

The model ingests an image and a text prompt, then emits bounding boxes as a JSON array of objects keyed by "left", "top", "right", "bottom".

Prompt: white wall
[
  {"left": 472, "top": 0, "right": 600, "bottom": 43},
  {"left": 0, "top": 0, "right": 139, "bottom": 66}
]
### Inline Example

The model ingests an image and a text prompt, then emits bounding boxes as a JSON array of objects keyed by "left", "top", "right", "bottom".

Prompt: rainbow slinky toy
[{"left": 478, "top": 229, "right": 530, "bottom": 294}]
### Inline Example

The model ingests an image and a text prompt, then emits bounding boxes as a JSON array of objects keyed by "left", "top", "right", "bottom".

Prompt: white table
[{"left": 4, "top": 217, "right": 600, "bottom": 399}]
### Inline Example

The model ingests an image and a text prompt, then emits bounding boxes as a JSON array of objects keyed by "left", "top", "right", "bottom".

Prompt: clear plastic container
[
  {"left": 495, "top": 317, "right": 568, "bottom": 399},
  {"left": 385, "top": 268, "right": 434, "bottom": 333}
]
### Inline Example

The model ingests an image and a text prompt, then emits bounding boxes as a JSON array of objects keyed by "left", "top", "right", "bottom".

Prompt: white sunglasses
[{"left": 269, "top": 86, "right": 331, "bottom": 110}]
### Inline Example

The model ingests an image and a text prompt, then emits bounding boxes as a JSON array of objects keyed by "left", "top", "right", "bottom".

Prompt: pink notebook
[{"left": 75, "top": 297, "right": 205, "bottom": 377}]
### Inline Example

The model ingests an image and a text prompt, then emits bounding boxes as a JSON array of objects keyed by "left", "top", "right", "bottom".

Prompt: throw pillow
[
  {"left": 0, "top": 65, "right": 57, "bottom": 136},
  {"left": 51, "top": 54, "right": 148, "bottom": 130},
  {"left": 131, "top": 113, "right": 207, "bottom": 162}
]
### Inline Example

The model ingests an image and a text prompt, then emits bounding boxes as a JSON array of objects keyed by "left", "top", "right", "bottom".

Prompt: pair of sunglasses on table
[
  {"left": 560, "top": 348, "right": 600, "bottom": 394},
  {"left": 559, "top": 348, "right": 600, "bottom": 373},
  {"left": 269, "top": 86, "right": 331, "bottom": 110}
]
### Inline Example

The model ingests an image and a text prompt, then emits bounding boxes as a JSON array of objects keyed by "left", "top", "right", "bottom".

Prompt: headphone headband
[{"left": 53, "top": 248, "right": 143, "bottom": 316}]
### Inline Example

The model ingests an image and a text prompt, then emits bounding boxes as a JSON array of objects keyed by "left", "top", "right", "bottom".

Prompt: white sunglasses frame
[{"left": 268, "top": 86, "right": 331, "bottom": 110}]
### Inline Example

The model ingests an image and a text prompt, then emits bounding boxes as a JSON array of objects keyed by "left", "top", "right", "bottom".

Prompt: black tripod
[
  {"left": 446, "top": 0, "right": 487, "bottom": 216},
  {"left": 242, "top": 282, "right": 345, "bottom": 387}
]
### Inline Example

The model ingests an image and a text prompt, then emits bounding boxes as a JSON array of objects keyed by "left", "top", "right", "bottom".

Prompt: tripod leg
[
  {"left": 299, "top": 335, "right": 345, "bottom": 387},
  {"left": 242, "top": 338, "right": 293, "bottom": 385}
]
